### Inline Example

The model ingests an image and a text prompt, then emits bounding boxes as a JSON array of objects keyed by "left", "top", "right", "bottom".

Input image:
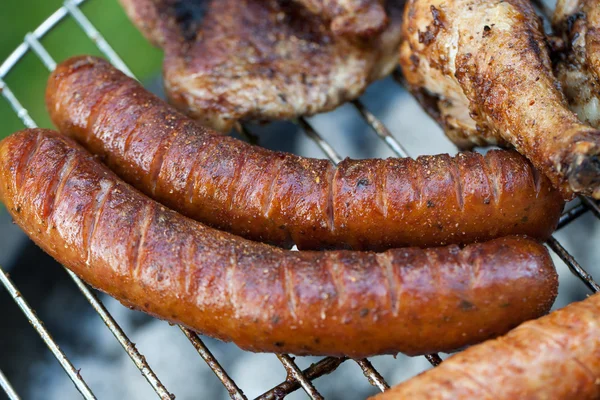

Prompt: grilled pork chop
[
  {"left": 119, "top": 0, "right": 404, "bottom": 132},
  {"left": 554, "top": 0, "right": 600, "bottom": 128}
]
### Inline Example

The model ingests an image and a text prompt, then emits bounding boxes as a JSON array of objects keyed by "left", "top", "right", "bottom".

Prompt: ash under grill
[{"left": 0, "top": 1, "right": 598, "bottom": 399}]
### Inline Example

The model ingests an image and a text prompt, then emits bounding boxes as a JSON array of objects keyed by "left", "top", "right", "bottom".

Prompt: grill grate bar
[
  {"left": 256, "top": 357, "right": 347, "bottom": 400},
  {"left": 237, "top": 123, "right": 259, "bottom": 145},
  {"left": 0, "top": 266, "right": 96, "bottom": 399},
  {"left": 0, "top": 0, "right": 87, "bottom": 78},
  {"left": 351, "top": 100, "right": 410, "bottom": 158},
  {"left": 424, "top": 354, "right": 443, "bottom": 367},
  {"left": 297, "top": 117, "right": 343, "bottom": 164},
  {"left": 24, "top": 34, "right": 56, "bottom": 71},
  {"left": 180, "top": 327, "right": 247, "bottom": 400},
  {"left": 356, "top": 359, "right": 390, "bottom": 392},
  {"left": 546, "top": 236, "right": 600, "bottom": 293},
  {"left": 66, "top": 269, "right": 175, "bottom": 399},
  {"left": 276, "top": 354, "right": 324, "bottom": 400},
  {"left": 0, "top": 368, "right": 20, "bottom": 400},
  {"left": 0, "top": 79, "right": 36, "bottom": 128},
  {"left": 580, "top": 197, "right": 600, "bottom": 220},
  {"left": 63, "top": 0, "right": 134, "bottom": 77},
  {"left": 557, "top": 202, "right": 588, "bottom": 230}
]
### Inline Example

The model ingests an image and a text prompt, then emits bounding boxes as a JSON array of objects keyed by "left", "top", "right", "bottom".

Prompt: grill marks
[
  {"left": 482, "top": 153, "right": 500, "bottom": 205},
  {"left": 377, "top": 252, "right": 399, "bottom": 317},
  {"left": 262, "top": 154, "right": 287, "bottom": 219},
  {"left": 326, "top": 163, "right": 337, "bottom": 233},
  {"left": 412, "top": 158, "right": 425, "bottom": 208},
  {"left": 87, "top": 82, "right": 134, "bottom": 148},
  {"left": 44, "top": 151, "right": 77, "bottom": 224},
  {"left": 226, "top": 244, "right": 239, "bottom": 317},
  {"left": 184, "top": 140, "right": 211, "bottom": 206},
  {"left": 132, "top": 202, "right": 155, "bottom": 280},
  {"left": 283, "top": 258, "right": 299, "bottom": 322},
  {"left": 326, "top": 253, "right": 346, "bottom": 309},
  {"left": 15, "top": 132, "right": 42, "bottom": 192},
  {"left": 148, "top": 120, "right": 182, "bottom": 196},
  {"left": 84, "top": 180, "right": 115, "bottom": 267},
  {"left": 449, "top": 156, "right": 465, "bottom": 211},
  {"left": 226, "top": 149, "right": 248, "bottom": 212}
]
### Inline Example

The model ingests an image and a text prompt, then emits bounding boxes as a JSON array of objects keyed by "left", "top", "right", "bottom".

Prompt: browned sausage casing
[
  {"left": 371, "top": 293, "right": 600, "bottom": 400},
  {"left": 46, "top": 56, "right": 564, "bottom": 251},
  {"left": 0, "top": 129, "right": 559, "bottom": 357}
]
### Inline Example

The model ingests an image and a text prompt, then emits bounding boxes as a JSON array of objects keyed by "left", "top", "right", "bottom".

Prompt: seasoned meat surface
[
  {"left": 371, "top": 293, "right": 600, "bottom": 400},
  {"left": 293, "top": 0, "right": 388, "bottom": 37},
  {"left": 554, "top": 0, "right": 600, "bottom": 128},
  {"left": 119, "top": 0, "right": 404, "bottom": 132},
  {"left": 400, "top": 0, "right": 600, "bottom": 198}
]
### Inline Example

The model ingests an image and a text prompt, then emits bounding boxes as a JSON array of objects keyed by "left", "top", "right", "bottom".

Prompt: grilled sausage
[
  {"left": 371, "top": 293, "right": 600, "bottom": 400},
  {"left": 0, "top": 129, "right": 559, "bottom": 357},
  {"left": 46, "top": 56, "right": 564, "bottom": 251}
]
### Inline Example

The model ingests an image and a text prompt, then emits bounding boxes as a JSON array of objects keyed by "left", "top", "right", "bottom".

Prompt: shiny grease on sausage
[
  {"left": 372, "top": 293, "right": 600, "bottom": 400},
  {"left": 0, "top": 129, "right": 559, "bottom": 357},
  {"left": 46, "top": 56, "right": 564, "bottom": 251}
]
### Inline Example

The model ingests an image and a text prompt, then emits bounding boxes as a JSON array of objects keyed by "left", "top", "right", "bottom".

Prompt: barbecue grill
[{"left": 0, "top": 1, "right": 598, "bottom": 399}]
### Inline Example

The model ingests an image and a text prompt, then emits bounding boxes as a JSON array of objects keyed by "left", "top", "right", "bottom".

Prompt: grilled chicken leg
[
  {"left": 400, "top": 0, "right": 600, "bottom": 199},
  {"left": 554, "top": 0, "right": 600, "bottom": 128}
]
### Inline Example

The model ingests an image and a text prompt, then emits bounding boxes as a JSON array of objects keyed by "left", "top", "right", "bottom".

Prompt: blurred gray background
[{"left": 1, "top": 0, "right": 597, "bottom": 399}]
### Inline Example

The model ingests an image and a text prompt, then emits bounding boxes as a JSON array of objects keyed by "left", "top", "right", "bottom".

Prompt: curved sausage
[
  {"left": 45, "top": 56, "right": 564, "bottom": 251},
  {"left": 372, "top": 293, "right": 600, "bottom": 399},
  {"left": 0, "top": 129, "right": 559, "bottom": 357}
]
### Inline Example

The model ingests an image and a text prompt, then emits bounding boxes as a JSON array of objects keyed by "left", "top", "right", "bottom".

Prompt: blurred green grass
[{"left": 0, "top": 0, "right": 163, "bottom": 138}]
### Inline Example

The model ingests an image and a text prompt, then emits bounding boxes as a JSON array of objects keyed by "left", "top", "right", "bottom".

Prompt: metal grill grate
[{"left": 0, "top": 1, "right": 598, "bottom": 399}]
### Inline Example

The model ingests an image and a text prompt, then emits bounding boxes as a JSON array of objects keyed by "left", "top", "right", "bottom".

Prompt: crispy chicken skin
[
  {"left": 554, "top": 0, "right": 600, "bottom": 129},
  {"left": 293, "top": 0, "right": 388, "bottom": 37},
  {"left": 119, "top": 0, "right": 404, "bottom": 132},
  {"left": 400, "top": 0, "right": 600, "bottom": 199}
]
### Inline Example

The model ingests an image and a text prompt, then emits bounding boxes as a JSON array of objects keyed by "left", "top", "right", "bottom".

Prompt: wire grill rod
[
  {"left": 1, "top": 0, "right": 600, "bottom": 399},
  {"left": 277, "top": 355, "right": 324, "bottom": 400},
  {"left": 0, "top": 267, "right": 96, "bottom": 399},
  {"left": 180, "top": 328, "right": 248, "bottom": 400},
  {"left": 0, "top": 368, "right": 21, "bottom": 400}
]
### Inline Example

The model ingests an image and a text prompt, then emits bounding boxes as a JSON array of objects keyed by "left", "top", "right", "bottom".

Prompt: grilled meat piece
[
  {"left": 554, "top": 0, "right": 600, "bottom": 129},
  {"left": 371, "top": 293, "right": 600, "bottom": 400},
  {"left": 119, "top": 0, "right": 404, "bottom": 132},
  {"left": 293, "top": 0, "right": 388, "bottom": 37},
  {"left": 400, "top": 0, "right": 600, "bottom": 199}
]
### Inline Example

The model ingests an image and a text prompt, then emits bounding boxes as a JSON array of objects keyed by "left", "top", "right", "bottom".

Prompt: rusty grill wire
[{"left": 0, "top": 0, "right": 598, "bottom": 399}]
